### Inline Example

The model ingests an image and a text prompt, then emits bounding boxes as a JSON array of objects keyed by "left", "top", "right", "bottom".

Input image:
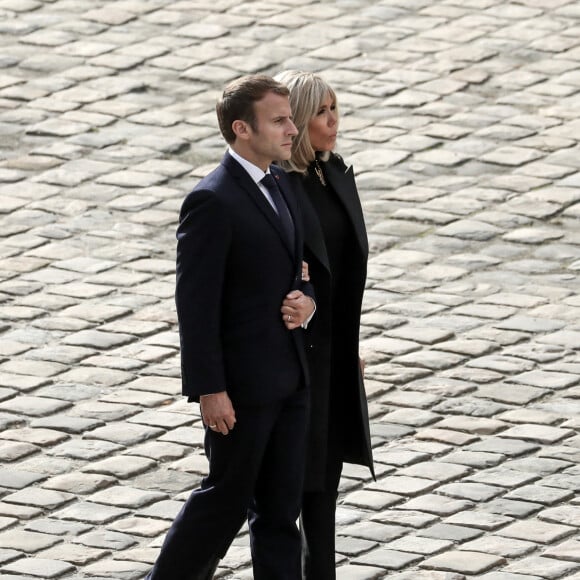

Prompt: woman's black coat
[{"left": 287, "top": 153, "right": 374, "bottom": 491}]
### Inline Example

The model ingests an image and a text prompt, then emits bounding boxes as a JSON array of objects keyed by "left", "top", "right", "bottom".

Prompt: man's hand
[
  {"left": 281, "top": 290, "right": 315, "bottom": 330},
  {"left": 200, "top": 391, "right": 236, "bottom": 435}
]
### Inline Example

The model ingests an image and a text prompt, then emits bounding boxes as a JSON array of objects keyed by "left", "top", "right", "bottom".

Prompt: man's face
[{"left": 244, "top": 92, "right": 298, "bottom": 170}]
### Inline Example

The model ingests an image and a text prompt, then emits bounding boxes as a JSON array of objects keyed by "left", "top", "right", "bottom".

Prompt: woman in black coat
[{"left": 276, "top": 70, "right": 374, "bottom": 580}]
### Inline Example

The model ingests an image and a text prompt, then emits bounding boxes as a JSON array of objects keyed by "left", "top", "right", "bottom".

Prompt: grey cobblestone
[
  {"left": 421, "top": 551, "right": 505, "bottom": 574},
  {"left": 1, "top": 557, "right": 75, "bottom": 578},
  {"left": 41, "top": 473, "right": 116, "bottom": 495},
  {"left": 354, "top": 547, "right": 423, "bottom": 570},
  {"left": 539, "top": 505, "right": 580, "bottom": 527},
  {"left": 502, "top": 556, "right": 579, "bottom": 578},
  {"left": 36, "top": 542, "right": 108, "bottom": 566},
  {"left": 497, "top": 520, "right": 576, "bottom": 545},
  {"left": 483, "top": 498, "right": 543, "bottom": 519},
  {"left": 0, "top": 530, "right": 61, "bottom": 553}
]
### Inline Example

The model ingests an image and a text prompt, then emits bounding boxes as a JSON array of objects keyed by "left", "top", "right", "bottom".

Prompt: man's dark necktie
[{"left": 261, "top": 173, "right": 295, "bottom": 250}]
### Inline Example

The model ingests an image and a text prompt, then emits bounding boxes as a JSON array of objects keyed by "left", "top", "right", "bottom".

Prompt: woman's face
[{"left": 308, "top": 93, "right": 338, "bottom": 152}]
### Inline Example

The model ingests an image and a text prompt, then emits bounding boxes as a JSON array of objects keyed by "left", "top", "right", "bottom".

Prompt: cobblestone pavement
[{"left": 0, "top": 0, "right": 579, "bottom": 578}]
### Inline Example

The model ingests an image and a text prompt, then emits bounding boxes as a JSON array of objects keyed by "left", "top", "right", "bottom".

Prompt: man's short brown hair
[{"left": 216, "top": 75, "right": 290, "bottom": 144}]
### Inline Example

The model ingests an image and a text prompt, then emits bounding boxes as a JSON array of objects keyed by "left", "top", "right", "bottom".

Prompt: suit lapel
[
  {"left": 222, "top": 153, "right": 295, "bottom": 258},
  {"left": 271, "top": 166, "right": 299, "bottom": 254}
]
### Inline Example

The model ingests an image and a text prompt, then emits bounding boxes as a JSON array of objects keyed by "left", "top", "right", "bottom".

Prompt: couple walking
[{"left": 145, "top": 71, "right": 373, "bottom": 580}]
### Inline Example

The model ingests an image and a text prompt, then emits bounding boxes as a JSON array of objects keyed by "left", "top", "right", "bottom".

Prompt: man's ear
[{"left": 232, "top": 120, "right": 250, "bottom": 141}]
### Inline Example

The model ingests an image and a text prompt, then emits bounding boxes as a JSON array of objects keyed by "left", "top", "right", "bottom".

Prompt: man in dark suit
[{"left": 145, "top": 75, "right": 315, "bottom": 580}]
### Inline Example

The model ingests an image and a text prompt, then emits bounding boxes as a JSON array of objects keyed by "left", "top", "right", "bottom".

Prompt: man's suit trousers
[{"left": 145, "top": 387, "right": 309, "bottom": 580}]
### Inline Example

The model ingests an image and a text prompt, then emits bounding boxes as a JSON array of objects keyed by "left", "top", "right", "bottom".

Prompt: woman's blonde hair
[{"left": 274, "top": 70, "right": 338, "bottom": 174}]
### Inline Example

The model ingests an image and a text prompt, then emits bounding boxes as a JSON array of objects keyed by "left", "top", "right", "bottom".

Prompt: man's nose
[{"left": 288, "top": 120, "right": 298, "bottom": 135}]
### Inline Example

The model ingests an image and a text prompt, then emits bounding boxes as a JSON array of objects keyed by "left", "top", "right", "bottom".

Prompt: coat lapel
[
  {"left": 289, "top": 172, "right": 330, "bottom": 273},
  {"left": 325, "top": 159, "right": 369, "bottom": 258}
]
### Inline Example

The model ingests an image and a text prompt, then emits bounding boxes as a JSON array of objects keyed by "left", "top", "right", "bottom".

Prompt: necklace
[{"left": 314, "top": 159, "right": 326, "bottom": 186}]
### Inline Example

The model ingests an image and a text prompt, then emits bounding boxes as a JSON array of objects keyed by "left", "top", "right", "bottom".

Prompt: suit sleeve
[{"left": 175, "top": 189, "right": 231, "bottom": 399}]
